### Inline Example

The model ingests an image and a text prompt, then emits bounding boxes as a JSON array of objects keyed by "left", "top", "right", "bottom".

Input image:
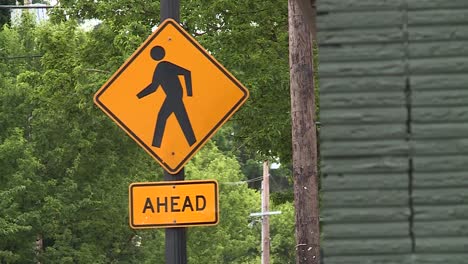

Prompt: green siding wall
[{"left": 318, "top": 0, "right": 468, "bottom": 263}]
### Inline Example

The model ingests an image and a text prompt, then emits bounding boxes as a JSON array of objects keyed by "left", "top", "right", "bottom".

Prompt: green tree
[
  {"left": 184, "top": 0, "right": 291, "bottom": 162},
  {"left": 56, "top": 0, "right": 292, "bottom": 164},
  {"left": 54, "top": 0, "right": 297, "bottom": 212},
  {"left": 1, "top": 14, "right": 278, "bottom": 262},
  {"left": 0, "top": 130, "right": 39, "bottom": 263},
  {"left": 0, "top": 0, "right": 16, "bottom": 28},
  {"left": 270, "top": 202, "right": 295, "bottom": 263},
  {"left": 1, "top": 17, "right": 159, "bottom": 263},
  {"left": 137, "top": 142, "right": 261, "bottom": 263},
  {"left": 0, "top": 13, "right": 44, "bottom": 263},
  {"left": 187, "top": 142, "right": 260, "bottom": 263}
]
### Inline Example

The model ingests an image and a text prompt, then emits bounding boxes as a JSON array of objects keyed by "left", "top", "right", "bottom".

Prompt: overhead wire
[
  {"left": 0, "top": 54, "right": 43, "bottom": 60},
  {"left": 0, "top": 5, "right": 56, "bottom": 9},
  {"left": 221, "top": 176, "right": 263, "bottom": 185},
  {"left": 0, "top": 6, "right": 59, "bottom": 61}
]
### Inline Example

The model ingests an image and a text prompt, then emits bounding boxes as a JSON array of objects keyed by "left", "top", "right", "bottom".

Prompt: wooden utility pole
[
  {"left": 288, "top": 0, "right": 320, "bottom": 263},
  {"left": 261, "top": 161, "right": 270, "bottom": 264},
  {"left": 251, "top": 161, "right": 281, "bottom": 264}
]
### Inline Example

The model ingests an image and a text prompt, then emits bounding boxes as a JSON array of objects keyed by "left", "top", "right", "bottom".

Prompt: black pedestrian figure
[{"left": 137, "top": 46, "right": 196, "bottom": 148}]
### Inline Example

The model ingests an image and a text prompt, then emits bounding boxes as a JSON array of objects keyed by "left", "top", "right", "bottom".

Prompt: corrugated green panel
[
  {"left": 412, "top": 254, "right": 468, "bottom": 264},
  {"left": 321, "top": 60, "right": 404, "bottom": 77},
  {"left": 321, "top": 108, "right": 406, "bottom": 124},
  {"left": 320, "top": 43, "right": 404, "bottom": 62},
  {"left": 415, "top": 237, "right": 468, "bottom": 253},
  {"left": 409, "top": 41, "right": 468, "bottom": 58},
  {"left": 411, "top": 139, "right": 468, "bottom": 155},
  {"left": 409, "top": 25, "right": 468, "bottom": 41},
  {"left": 321, "top": 140, "right": 408, "bottom": 157},
  {"left": 324, "top": 255, "right": 411, "bottom": 264},
  {"left": 412, "top": 107, "right": 468, "bottom": 123},
  {"left": 322, "top": 173, "right": 408, "bottom": 191},
  {"left": 413, "top": 188, "right": 468, "bottom": 205},
  {"left": 413, "top": 172, "right": 468, "bottom": 188},
  {"left": 410, "top": 74, "right": 468, "bottom": 90},
  {"left": 410, "top": 57, "right": 468, "bottom": 74},
  {"left": 323, "top": 221, "right": 409, "bottom": 238},
  {"left": 323, "top": 238, "right": 412, "bottom": 255},
  {"left": 414, "top": 220, "right": 468, "bottom": 237},
  {"left": 412, "top": 90, "right": 468, "bottom": 107},
  {"left": 322, "top": 156, "right": 408, "bottom": 173},
  {"left": 320, "top": 76, "right": 405, "bottom": 93},
  {"left": 319, "top": 0, "right": 404, "bottom": 12},
  {"left": 318, "top": 27, "right": 403, "bottom": 44},
  {"left": 414, "top": 205, "right": 468, "bottom": 221},
  {"left": 408, "top": 10, "right": 468, "bottom": 25},
  {"left": 321, "top": 92, "right": 405, "bottom": 108},
  {"left": 323, "top": 190, "right": 408, "bottom": 207},
  {"left": 413, "top": 155, "right": 468, "bottom": 172},
  {"left": 318, "top": 1, "right": 468, "bottom": 263},
  {"left": 412, "top": 123, "right": 468, "bottom": 139},
  {"left": 318, "top": 11, "right": 403, "bottom": 30},
  {"left": 407, "top": 0, "right": 468, "bottom": 9},
  {"left": 320, "top": 124, "right": 407, "bottom": 140},
  {"left": 322, "top": 207, "right": 410, "bottom": 223}
]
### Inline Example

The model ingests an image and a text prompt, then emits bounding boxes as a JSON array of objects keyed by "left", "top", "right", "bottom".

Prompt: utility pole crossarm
[{"left": 249, "top": 211, "right": 282, "bottom": 217}]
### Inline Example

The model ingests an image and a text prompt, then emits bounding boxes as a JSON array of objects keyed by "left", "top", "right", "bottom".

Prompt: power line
[
  {"left": 0, "top": 5, "right": 56, "bottom": 9},
  {"left": 221, "top": 176, "right": 263, "bottom": 185},
  {"left": 0, "top": 54, "right": 43, "bottom": 60},
  {"left": 245, "top": 176, "right": 263, "bottom": 183}
]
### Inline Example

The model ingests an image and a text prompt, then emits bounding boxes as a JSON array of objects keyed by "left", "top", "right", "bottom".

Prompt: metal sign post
[{"left": 161, "top": 2, "right": 186, "bottom": 263}]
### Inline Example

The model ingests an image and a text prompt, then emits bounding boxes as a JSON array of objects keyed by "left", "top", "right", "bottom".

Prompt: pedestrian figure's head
[{"left": 151, "top": 46, "right": 165, "bottom": 61}]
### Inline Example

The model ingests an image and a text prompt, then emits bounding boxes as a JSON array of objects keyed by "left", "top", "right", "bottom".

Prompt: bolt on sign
[
  {"left": 94, "top": 19, "right": 249, "bottom": 174},
  {"left": 129, "top": 180, "right": 219, "bottom": 229}
]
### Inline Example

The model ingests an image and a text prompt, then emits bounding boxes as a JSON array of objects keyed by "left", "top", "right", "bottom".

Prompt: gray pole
[
  {"left": 160, "top": 0, "right": 180, "bottom": 21},
  {"left": 160, "top": 2, "right": 187, "bottom": 263},
  {"left": 164, "top": 170, "right": 187, "bottom": 264}
]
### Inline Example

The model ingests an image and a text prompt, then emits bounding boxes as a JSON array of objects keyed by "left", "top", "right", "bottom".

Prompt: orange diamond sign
[{"left": 94, "top": 19, "right": 249, "bottom": 173}]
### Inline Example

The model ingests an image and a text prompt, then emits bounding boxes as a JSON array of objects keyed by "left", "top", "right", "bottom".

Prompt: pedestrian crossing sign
[{"left": 94, "top": 19, "right": 249, "bottom": 174}]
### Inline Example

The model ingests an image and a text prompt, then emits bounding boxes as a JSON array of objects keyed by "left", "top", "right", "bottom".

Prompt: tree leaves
[{"left": 1, "top": 2, "right": 297, "bottom": 262}]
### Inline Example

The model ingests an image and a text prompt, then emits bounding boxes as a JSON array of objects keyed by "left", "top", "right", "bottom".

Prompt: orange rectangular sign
[{"left": 129, "top": 180, "right": 219, "bottom": 229}]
